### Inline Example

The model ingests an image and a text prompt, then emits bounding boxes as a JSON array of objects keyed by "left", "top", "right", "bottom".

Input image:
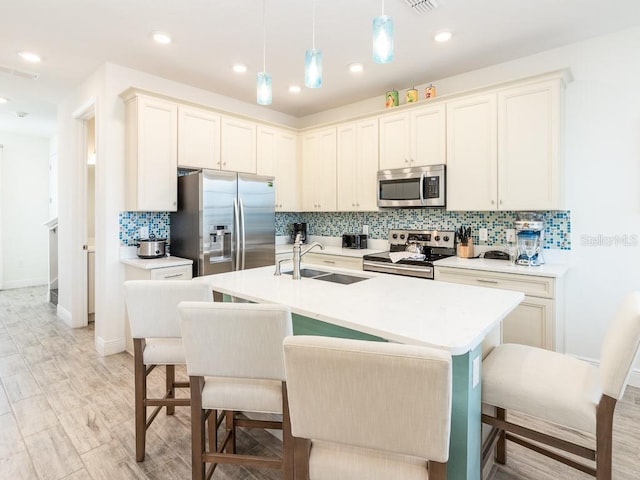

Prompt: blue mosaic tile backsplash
[
  {"left": 119, "top": 212, "right": 171, "bottom": 246},
  {"left": 121, "top": 210, "right": 571, "bottom": 250},
  {"left": 276, "top": 210, "right": 571, "bottom": 250}
]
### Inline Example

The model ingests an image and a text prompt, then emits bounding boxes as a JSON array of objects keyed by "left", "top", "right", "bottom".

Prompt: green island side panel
[{"left": 292, "top": 313, "right": 387, "bottom": 342}]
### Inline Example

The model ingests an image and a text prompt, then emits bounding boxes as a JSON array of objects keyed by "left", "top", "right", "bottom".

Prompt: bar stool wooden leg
[
  {"left": 166, "top": 365, "right": 176, "bottom": 415},
  {"left": 496, "top": 407, "right": 507, "bottom": 464},
  {"left": 190, "top": 376, "right": 206, "bottom": 480},
  {"left": 225, "top": 410, "right": 236, "bottom": 454},
  {"left": 134, "top": 338, "right": 146, "bottom": 462}
]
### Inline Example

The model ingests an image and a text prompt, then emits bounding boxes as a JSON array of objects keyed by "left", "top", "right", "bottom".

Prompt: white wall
[{"left": 0, "top": 132, "right": 50, "bottom": 289}]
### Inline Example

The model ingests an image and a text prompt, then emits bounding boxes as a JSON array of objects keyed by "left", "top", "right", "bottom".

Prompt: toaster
[{"left": 342, "top": 234, "right": 368, "bottom": 249}]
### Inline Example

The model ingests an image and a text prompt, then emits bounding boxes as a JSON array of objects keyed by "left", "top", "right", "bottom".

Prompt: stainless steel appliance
[
  {"left": 342, "top": 234, "right": 368, "bottom": 249},
  {"left": 291, "top": 222, "right": 307, "bottom": 244},
  {"left": 363, "top": 229, "right": 456, "bottom": 279},
  {"left": 514, "top": 212, "right": 545, "bottom": 266},
  {"left": 170, "top": 170, "right": 275, "bottom": 277},
  {"left": 377, "top": 165, "right": 446, "bottom": 208},
  {"left": 136, "top": 234, "right": 167, "bottom": 258}
]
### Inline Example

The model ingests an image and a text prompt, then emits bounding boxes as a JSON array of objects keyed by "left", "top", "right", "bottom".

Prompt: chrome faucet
[{"left": 274, "top": 233, "right": 324, "bottom": 279}]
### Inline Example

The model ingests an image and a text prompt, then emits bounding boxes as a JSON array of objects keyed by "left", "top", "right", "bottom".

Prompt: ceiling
[{"left": 1, "top": 0, "right": 640, "bottom": 137}]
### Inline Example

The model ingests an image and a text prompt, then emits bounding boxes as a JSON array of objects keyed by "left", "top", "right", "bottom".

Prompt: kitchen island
[{"left": 198, "top": 265, "right": 524, "bottom": 480}]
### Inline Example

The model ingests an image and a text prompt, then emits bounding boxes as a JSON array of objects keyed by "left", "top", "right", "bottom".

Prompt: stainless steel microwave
[{"left": 377, "top": 165, "right": 446, "bottom": 208}]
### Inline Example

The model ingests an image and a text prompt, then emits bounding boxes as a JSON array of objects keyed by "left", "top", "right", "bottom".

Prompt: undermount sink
[{"left": 285, "top": 269, "right": 369, "bottom": 284}]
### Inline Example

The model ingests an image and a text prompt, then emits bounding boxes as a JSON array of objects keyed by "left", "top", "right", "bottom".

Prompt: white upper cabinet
[
  {"left": 497, "top": 79, "right": 562, "bottom": 210},
  {"left": 446, "top": 93, "right": 498, "bottom": 211},
  {"left": 124, "top": 94, "right": 178, "bottom": 212},
  {"left": 446, "top": 76, "right": 565, "bottom": 211},
  {"left": 221, "top": 116, "right": 257, "bottom": 174},
  {"left": 257, "top": 126, "right": 299, "bottom": 211},
  {"left": 337, "top": 118, "right": 379, "bottom": 211},
  {"left": 379, "top": 103, "right": 446, "bottom": 170},
  {"left": 177, "top": 106, "right": 221, "bottom": 169},
  {"left": 301, "top": 128, "right": 337, "bottom": 212}
]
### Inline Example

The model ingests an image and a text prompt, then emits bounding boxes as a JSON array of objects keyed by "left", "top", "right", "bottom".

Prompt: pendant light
[
  {"left": 373, "top": 0, "right": 394, "bottom": 64},
  {"left": 257, "top": 0, "right": 272, "bottom": 105},
  {"left": 304, "top": 0, "right": 322, "bottom": 88}
]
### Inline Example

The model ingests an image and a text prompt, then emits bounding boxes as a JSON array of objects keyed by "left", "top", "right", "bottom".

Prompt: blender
[{"left": 515, "top": 212, "right": 545, "bottom": 266}]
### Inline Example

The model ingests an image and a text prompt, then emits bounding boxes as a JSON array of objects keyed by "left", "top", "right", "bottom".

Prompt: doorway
[{"left": 86, "top": 117, "right": 96, "bottom": 322}]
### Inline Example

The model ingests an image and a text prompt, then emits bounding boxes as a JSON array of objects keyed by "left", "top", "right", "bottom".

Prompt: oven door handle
[{"left": 419, "top": 172, "right": 426, "bottom": 205}]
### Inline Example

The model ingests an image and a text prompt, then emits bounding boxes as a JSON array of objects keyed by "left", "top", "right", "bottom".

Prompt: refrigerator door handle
[
  {"left": 239, "top": 198, "right": 246, "bottom": 270},
  {"left": 234, "top": 198, "right": 240, "bottom": 270}
]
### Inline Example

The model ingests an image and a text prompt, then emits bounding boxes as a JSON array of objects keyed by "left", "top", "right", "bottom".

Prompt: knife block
[{"left": 457, "top": 242, "right": 474, "bottom": 258}]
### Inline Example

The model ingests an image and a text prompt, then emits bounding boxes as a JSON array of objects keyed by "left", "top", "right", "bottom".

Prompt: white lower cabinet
[{"left": 434, "top": 266, "right": 562, "bottom": 351}]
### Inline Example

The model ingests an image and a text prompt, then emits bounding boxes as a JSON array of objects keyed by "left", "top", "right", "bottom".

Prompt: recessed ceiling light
[
  {"left": 434, "top": 31, "right": 452, "bottom": 43},
  {"left": 233, "top": 64, "right": 247, "bottom": 73},
  {"left": 0, "top": 97, "right": 8, "bottom": 104},
  {"left": 289, "top": 86, "right": 301, "bottom": 94},
  {"left": 349, "top": 63, "right": 364, "bottom": 73},
  {"left": 18, "top": 51, "right": 41, "bottom": 63},
  {"left": 152, "top": 32, "right": 172, "bottom": 44}
]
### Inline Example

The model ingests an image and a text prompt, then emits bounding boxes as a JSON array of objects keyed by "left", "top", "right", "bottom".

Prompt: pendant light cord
[
  {"left": 312, "top": 0, "right": 316, "bottom": 50},
  {"left": 381, "top": 0, "right": 385, "bottom": 15},
  {"left": 262, "top": 0, "right": 266, "bottom": 72}
]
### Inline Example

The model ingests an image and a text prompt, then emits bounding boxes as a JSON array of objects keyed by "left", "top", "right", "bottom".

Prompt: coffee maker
[
  {"left": 291, "top": 223, "right": 307, "bottom": 244},
  {"left": 514, "top": 212, "right": 545, "bottom": 266}
]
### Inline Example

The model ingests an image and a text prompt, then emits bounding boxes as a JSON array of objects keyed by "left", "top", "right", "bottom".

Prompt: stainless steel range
[{"left": 363, "top": 229, "right": 456, "bottom": 279}]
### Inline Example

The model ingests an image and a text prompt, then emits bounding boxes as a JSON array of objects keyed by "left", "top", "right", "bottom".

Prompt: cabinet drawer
[
  {"left": 435, "top": 266, "right": 554, "bottom": 298},
  {"left": 150, "top": 265, "right": 193, "bottom": 280},
  {"left": 303, "top": 253, "right": 363, "bottom": 271}
]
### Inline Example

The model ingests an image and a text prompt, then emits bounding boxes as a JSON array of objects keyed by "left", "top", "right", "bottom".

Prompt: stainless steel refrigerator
[{"left": 170, "top": 170, "right": 275, "bottom": 278}]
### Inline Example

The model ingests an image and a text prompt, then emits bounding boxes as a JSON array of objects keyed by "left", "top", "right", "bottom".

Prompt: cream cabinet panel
[
  {"left": 434, "top": 265, "right": 560, "bottom": 351},
  {"left": 302, "top": 128, "right": 336, "bottom": 212},
  {"left": 498, "top": 80, "right": 562, "bottom": 210},
  {"left": 446, "top": 93, "right": 498, "bottom": 211},
  {"left": 221, "top": 116, "right": 257, "bottom": 174},
  {"left": 177, "top": 106, "right": 221, "bottom": 169},
  {"left": 149, "top": 264, "right": 193, "bottom": 280},
  {"left": 124, "top": 94, "right": 178, "bottom": 212},
  {"left": 337, "top": 119, "right": 379, "bottom": 211},
  {"left": 503, "top": 297, "right": 554, "bottom": 349},
  {"left": 257, "top": 126, "right": 299, "bottom": 211},
  {"left": 379, "top": 113, "right": 411, "bottom": 170},
  {"left": 303, "top": 253, "right": 363, "bottom": 270},
  {"left": 410, "top": 103, "right": 446, "bottom": 166}
]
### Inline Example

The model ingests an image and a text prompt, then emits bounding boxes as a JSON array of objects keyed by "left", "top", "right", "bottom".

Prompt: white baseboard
[
  {"left": 95, "top": 336, "right": 126, "bottom": 357},
  {"left": 57, "top": 304, "right": 72, "bottom": 326},
  {"left": 576, "top": 354, "right": 640, "bottom": 389},
  {"left": 2, "top": 278, "right": 48, "bottom": 289}
]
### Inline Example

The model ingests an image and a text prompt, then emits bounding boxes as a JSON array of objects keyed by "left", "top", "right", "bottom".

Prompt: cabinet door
[
  {"left": 221, "top": 117, "right": 257, "bottom": 174},
  {"left": 446, "top": 93, "right": 498, "bottom": 211},
  {"left": 502, "top": 297, "right": 554, "bottom": 350},
  {"left": 379, "top": 113, "right": 411, "bottom": 170},
  {"left": 126, "top": 95, "right": 178, "bottom": 211},
  {"left": 275, "top": 131, "right": 299, "bottom": 211},
  {"left": 178, "top": 106, "right": 221, "bottom": 169},
  {"left": 336, "top": 123, "right": 358, "bottom": 211},
  {"left": 257, "top": 126, "right": 277, "bottom": 177},
  {"left": 301, "top": 133, "right": 319, "bottom": 211},
  {"left": 498, "top": 80, "right": 562, "bottom": 210},
  {"left": 317, "top": 129, "right": 337, "bottom": 211},
  {"left": 411, "top": 103, "right": 446, "bottom": 166},
  {"left": 356, "top": 119, "right": 379, "bottom": 211}
]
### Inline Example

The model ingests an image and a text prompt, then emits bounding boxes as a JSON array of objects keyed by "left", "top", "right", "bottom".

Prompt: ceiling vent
[
  {"left": 403, "top": 0, "right": 440, "bottom": 14},
  {"left": 0, "top": 64, "right": 40, "bottom": 80}
]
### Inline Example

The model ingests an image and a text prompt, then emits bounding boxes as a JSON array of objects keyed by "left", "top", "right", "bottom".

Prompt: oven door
[{"left": 377, "top": 165, "right": 445, "bottom": 208}]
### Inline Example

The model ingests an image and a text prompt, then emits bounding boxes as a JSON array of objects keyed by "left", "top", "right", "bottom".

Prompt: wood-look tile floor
[{"left": 1, "top": 286, "right": 639, "bottom": 479}]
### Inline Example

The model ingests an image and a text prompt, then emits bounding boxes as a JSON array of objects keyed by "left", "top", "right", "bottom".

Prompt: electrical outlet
[
  {"left": 362, "top": 225, "right": 369, "bottom": 235},
  {"left": 506, "top": 228, "right": 516, "bottom": 243},
  {"left": 139, "top": 226, "right": 149, "bottom": 239},
  {"left": 479, "top": 228, "right": 488, "bottom": 242}
]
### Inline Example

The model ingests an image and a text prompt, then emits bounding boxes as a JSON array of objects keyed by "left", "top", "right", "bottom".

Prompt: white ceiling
[{"left": 1, "top": 0, "right": 640, "bottom": 137}]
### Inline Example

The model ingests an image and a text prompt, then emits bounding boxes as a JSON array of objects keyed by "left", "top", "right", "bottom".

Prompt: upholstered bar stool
[
  {"left": 178, "top": 301, "right": 294, "bottom": 480},
  {"left": 123, "top": 279, "right": 213, "bottom": 462},
  {"left": 283, "top": 335, "right": 453, "bottom": 480},
  {"left": 482, "top": 291, "right": 640, "bottom": 480}
]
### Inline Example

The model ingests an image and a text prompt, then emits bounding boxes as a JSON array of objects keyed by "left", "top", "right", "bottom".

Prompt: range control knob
[
  {"left": 434, "top": 235, "right": 441, "bottom": 241},
  {"left": 392, "top": 233, "right": 398, "bottom": 239},
  {"left": 443, "top": 235, "right": 450, "bottom": 242},
  {"left": 400, "top": 234, "right": 405, "bottom": 240}
]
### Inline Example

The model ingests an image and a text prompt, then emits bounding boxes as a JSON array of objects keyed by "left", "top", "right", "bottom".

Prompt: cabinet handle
[
  {"left": 323, "top": 260, "right": 336, "bottom": 264},
  {"left": 163, "top": 273, "right": 184, "bottom": 279},
  {"left": 491, "top": 200, "right": 495, "bottom": 205},
  {"left": 404, "top": 158, "right": 409, "bottom": 164},
  {"left": 476, "top": 279, "right": 499, "bottom": 284},
  {"left": 499, "top": 200, "right": 503, "bottom": 205}
]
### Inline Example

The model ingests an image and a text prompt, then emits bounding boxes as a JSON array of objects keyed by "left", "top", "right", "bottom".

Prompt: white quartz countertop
[
  {"left": 197, "top": 265, "right": 524, "bottom": 355},
  {"left": 434, "top": 256, "right": 569, "bottom": 278},
  {"left": 120, "top": 256, "right": 193, "bottom": 270},
  {"left": 275, "top": 244, "right": 385, "bottom": 258}
]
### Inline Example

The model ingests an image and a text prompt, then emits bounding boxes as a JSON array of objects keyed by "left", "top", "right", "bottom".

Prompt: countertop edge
[
  {"left": 120, "top": 256, "right": 193, "bottom": 270},
  {"left": 433, "top": 256, "right": 569, "bottom": 278}
]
